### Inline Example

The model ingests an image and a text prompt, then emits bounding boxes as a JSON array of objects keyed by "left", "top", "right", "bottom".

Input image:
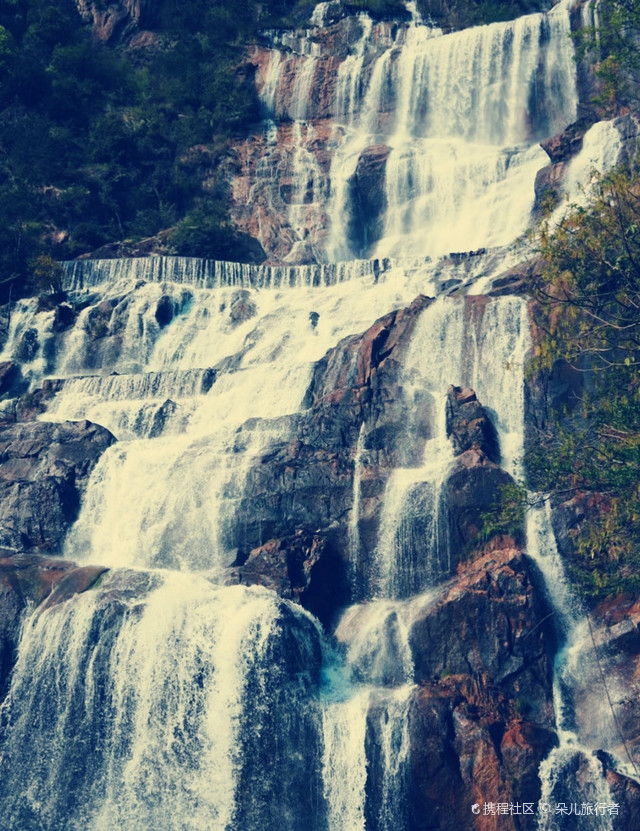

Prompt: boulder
[
  {"left": 445, "top": 385, "right": 500, "bottom": 463},
  {"left": 408, "top": 682, "right": 556, "bottom": 831},
  {"left": 605, "top": 766, "right": 640, "bottom": 826},
  {"left": 442, "top": 448, "right": 520, "bottom": 555},
  {"left": 155, "top": 294, "right": 174, "bottom": 327},
  {"left": 409, "top": 548, "right": 556, "bottom": 724},
  {"left": 540, "top": 120, "right": 589, "bottom": 163},
  {"left": 13, "top": 328, "right": 39, "bottom": 363},
  {"left": 146, "top": 398, "right": 179, "bottom": 438},
  {"left": 0, "top": 420, "right": 116, "bottom": 554},
  {"left": 0, "top": 554, "right": 109, "bottom": 699},
  {"left": 533, "top": 161, "right": 567, "bottom": 212},
  {"left": 406, "top": 545, "right": 560, "bottom": 828},
  {"left": 347, "top": 145, "right": 390, "bottom": 256},
  {"left": 229, "top": 289, "right": 258, "bottom": 323},
  {"left": 0, "top": 362, "right": 25, "bottom": 399},
  {"left": 226, "top": 529, "right": 349, "bottom": 626}
]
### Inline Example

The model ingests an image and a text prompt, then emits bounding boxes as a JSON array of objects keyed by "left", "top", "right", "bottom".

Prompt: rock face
[
  {"left": 347, "top": 144, "right": 390, "bottom": 255},
  {"left": 227, "top": 295, "right": 526, "bottom": 619},
  {"left": 445, "top": 385, "right": 500, "bottom": 463},
  {"left": 230, "top": 295, "right": 435, "bottom": 609},
  {"left": 540, "top": 120, "right": 589, "bottom": 164},
  {"left": 410, "top": 548, "right": 556, "bottom": 722},
  {"left": 407, "top": 546, "right": 558, "bottom": 831},
  {"left": 226, "top": 530, "right": 349, "bottom": 626},
  {"left": 0, "top": 420, "right": 116, "bottom": 554},
  {"left": 0, "top": 554, "right": 108, "bottom": 699},
  {"left": 443, "top": 448, "right": 519, "bottom": 556},
  {"left": 74, "top": 0, "right": 148, "bottom": 41}
]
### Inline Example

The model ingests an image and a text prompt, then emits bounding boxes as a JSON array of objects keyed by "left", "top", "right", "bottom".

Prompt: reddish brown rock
[
  {"left": 74, "top": 0, "right": 148, "bottom": 42},
  {"left": 409, "top": 548, "right": 556, "bottom": 724},
  {"left": 540, "top": 121, "right": 588, "bottom": 163},
  {"left": 408, "top": 680, "right": 556, "bottom": 831},
  {"left": 446, "top": 385, "right": 500, "bottom": 463},
  {"left": 605, "top": 767, "right": 640, "bottom": 827},
  {"left": 533, "top": 161, "right": 567, "bottom": 212},
  {"left": 0, "top": 554, "right": 109, "bottom": 698},
  {"left": 443, "top": 448, "right": 521, "bottom": 554},
  {"left": 407, "top": 546, "right": 559, "bottom": 830},
  {"left": 226, "top": 529, "right": 349, "bottom": 626}
]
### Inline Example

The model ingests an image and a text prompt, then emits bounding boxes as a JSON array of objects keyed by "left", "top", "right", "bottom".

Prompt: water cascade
[
  {"left": 251, "top": 0, "right": 579, "bottom": 262},
  {"left": 0, "top": 574, "right": 324, "bottom": 831},
  {"left": 0, "top": 0, "right": 635, "bottom": 828},
  {"left": 527, "top": 501, "right": 618, "bottom": 829}
]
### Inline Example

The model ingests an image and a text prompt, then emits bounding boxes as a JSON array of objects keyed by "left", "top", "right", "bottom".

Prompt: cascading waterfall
[
  {"left": 0, "top": 0, "right": 634, "bottom": 828},
  {"left": 373, "top": 297, "right": 464, "bottom": 599},
  {"left": 0, "top": 574, "right": 324, "bottom": 831},
  {"left": 374, "top": 294, "right": 528, "bottom": 599},
  {"left": 527, "top": 501, "right": 617, "bottom": 829},
  {"left": 253, "top": 0, "right": 579, "bottom": 262},
  {"left": 316, "top": 292, "right": 531, "bottom": 827}
]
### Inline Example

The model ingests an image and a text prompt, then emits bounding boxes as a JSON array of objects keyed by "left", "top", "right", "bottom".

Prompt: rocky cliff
[
  {"left": 1, "top": 271, "right": 639, "bottom": 827},
  {"left": 74, "top": 0, "right": 149, "bottom": 41},
  {"left": 1, "top": 0, "right": 639, "bottom": 826}
]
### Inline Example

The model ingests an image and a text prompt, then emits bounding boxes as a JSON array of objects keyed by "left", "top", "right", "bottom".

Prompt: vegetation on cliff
[
  {"left": 524, "top": 0, "right": 640, "bottom": 605},
  {"left": 0, "top": 0, "right": 552, "bottom": 301},
  {"left": 529, "top": 166, "right": 640, "bottom": 604},
  {"left": 0, "top": 0, "right": 287, "bottom": 300}
]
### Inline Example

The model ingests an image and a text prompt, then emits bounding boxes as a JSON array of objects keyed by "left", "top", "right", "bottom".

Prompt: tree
[
  {"left": 528, "top": 167, "right": 640, "bottom": 602},
  {"left": 576, "top": 0, "right": 640, "bottom": 110}
]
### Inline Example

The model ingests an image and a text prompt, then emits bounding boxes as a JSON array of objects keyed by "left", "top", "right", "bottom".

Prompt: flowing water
[
  {"left": 0, "top": 0, "right": 633, "bottom": 828},
  {"left": 527, "top": 501, "right": 618, "bottom": 830},
  {"left": 254, "top": 0, "right": 578, "bottom": 261}
]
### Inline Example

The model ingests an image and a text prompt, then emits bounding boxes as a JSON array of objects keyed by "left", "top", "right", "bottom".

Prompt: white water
[
  {"left": 322, "top": 689, "right": 370, "bottom": 831},
  {"left": 549, "top": 117, "right": 625, "bottom": 232},
  {"left": 374, "top": 294, "right": 529, "bottom": 598},
  {"left": 349, "top": 423, "right": 366, "bottom": 584},
  {"left": 47, "top": 260, "right": 449, "bottom": 572},
  {"left": 0, "top": 574, "right": 324, "bottom": 831},
  {"left": 0, "top": 0, "right": 634, "bottom": 828},
  {"left": 253, "top": 0, "right": 579, "bottom": 262},
  {"left": 527, "top": 500, "right": 618, "bottom": 826},
  {"left": 374, "top": 297, "right": 463, "bottom": 598}
]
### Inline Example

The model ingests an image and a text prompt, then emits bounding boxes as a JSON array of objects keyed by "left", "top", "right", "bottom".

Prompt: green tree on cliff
[
  {"left": 576, "top": 0, "right": 640, "bottom": 111},
  {"left": 529, "top": 166, "right": 640, "bottom": 602}
]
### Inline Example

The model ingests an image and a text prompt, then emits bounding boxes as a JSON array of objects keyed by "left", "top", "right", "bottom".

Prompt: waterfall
[
  {"left": 1, "top": 0, "right": 635, "bottom": 828},
  {"left": 373, "top": 297, "right": 464, "bottom": 598},
  {"left": 373, "top": 294, "right": 529, "bottom": 598},
  {"left": 527, "top": 501, "right": 618, "bottom": 829},
  {"left": 251, "top": 0, "right": 579, "bottom": 262},
  {"left": 0, "top": 574, "right": 324, "bottom": 831}
]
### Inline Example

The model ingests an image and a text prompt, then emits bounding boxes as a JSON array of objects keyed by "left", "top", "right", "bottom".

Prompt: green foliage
[
  {"left": 533, "top": 167, "right": 640, "bottom": 372},
  {"left": 168, "top": 202, "right": 243, "bottom": 260},
  {"left": 346, "top": 0, "right": 409, "bottom": 19},
  {"left": 0, "top": 0, "right": 273, "bottom": 301},
  {"left": 29, "top": 254, "right": 63, "bottom": 295},
  {"left": 574, "top": 0, "right": 640, "bottom": 111},
  {"left": 529, "top": 166, "right": 640, "bottom": 604},
  {"left": 479, "top": 482, "right": 528, "bottom": 545},
  {"left": 416, "top": 0, "right": 544, "bottom": 29}
]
